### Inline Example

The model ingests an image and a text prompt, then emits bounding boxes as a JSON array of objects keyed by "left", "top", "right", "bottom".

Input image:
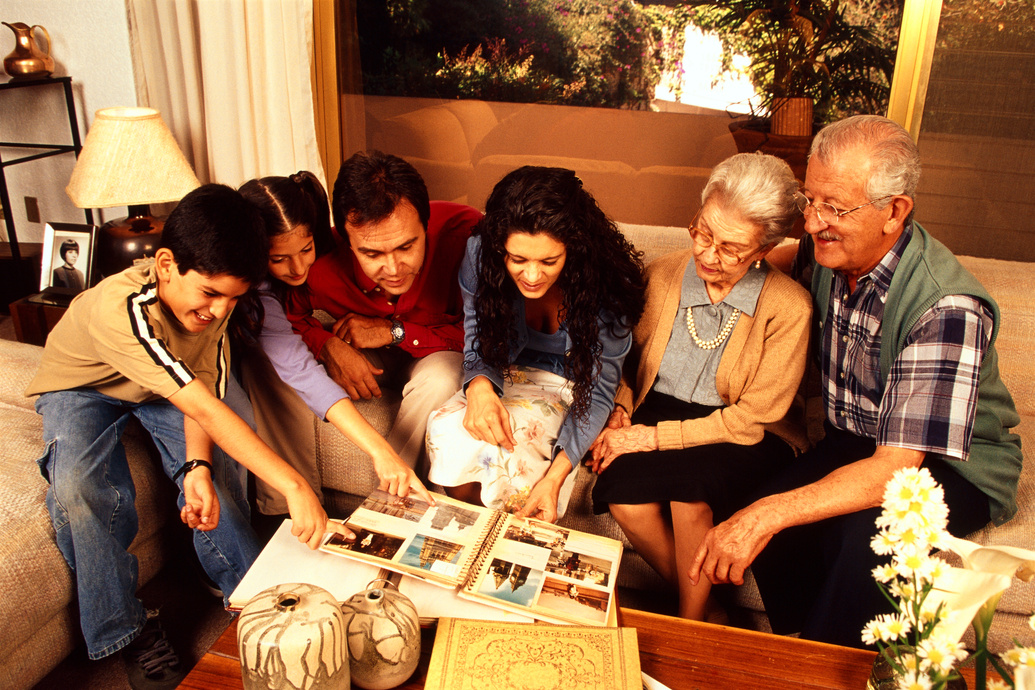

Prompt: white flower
[
  {"left": 1002, "top": 646, "right": 1035, "bottom": 668},
  {"left": 881, "top": 468, "right": 945, "bottom": 520},
  {"left": 1017, "top": 666, "right": 1035, "bottom": 690},
  {"left": 916, "top": 634, "right": 967, "bottom": 674},
  {"left": 895, "top": 668, "right": 933, "bottom": 690},
  {"left": 873, "top": 563, "right": 898, "bottom": 584},
  {"left": 941, "top": 534, "right": 1035, "bottom": 583},
  {"left": 861, "top": 619, "right": 883, "bottom": 646},
  {"left": 987, "top": 681, "right": 1011, "bottom": 690},
  {"left": 893, "top": 552, "right": 939, "bottom": 583},
  {"left": 890, "top": 579, "right": 918, "bottom": 601},
  {"left": 872, "top": 530, "right": 899, "bottom": 556},
  {"left": 872, "top": 613, "right": 913, "bottom": 642}
]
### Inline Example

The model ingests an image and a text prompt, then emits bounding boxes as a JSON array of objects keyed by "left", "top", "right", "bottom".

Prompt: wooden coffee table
[{"left": 180, "top": 607, "right": 893, "bottom": 689}]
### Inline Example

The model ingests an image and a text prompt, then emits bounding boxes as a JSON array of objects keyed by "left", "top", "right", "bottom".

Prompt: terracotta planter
[{"left": 770, "top": 97, "right": 814, "bottom": 137}]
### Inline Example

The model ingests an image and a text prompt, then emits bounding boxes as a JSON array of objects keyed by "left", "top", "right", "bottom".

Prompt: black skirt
[{"left": 591, "top": 390, "right": 794, "bottom": 521}]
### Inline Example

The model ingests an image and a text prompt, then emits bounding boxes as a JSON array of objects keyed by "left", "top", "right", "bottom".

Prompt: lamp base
[{"left": 93, "top": 213, "right": 165, "bottom": 283}]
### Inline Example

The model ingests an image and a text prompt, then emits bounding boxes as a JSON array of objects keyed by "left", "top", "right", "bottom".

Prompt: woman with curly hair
[
  {"left": 426, "top": 166, "right": 645, "bottom": 523},
  {"left": 234, "top": 172, "right": 432, "bottom": 524}
]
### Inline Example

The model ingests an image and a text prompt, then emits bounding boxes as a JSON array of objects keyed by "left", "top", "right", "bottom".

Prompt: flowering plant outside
[{"left": 865, "top": 467, "right": 1035, "bottom": 690}]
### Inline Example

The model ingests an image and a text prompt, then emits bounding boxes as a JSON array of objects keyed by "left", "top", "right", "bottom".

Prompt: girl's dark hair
[
  {"left": 473, "top": 166, "right": 646, "bottom": 422},
  {"left": 232, "top": 171, "right": 332, "bottom": 345},
  {"left": 59, "top": 238, "right": 80, "bottom": 260}
]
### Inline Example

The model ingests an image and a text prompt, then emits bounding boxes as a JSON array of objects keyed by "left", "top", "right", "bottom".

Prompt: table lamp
[{"left": 65, "top": 106, "right": 200, "bottom": 280}]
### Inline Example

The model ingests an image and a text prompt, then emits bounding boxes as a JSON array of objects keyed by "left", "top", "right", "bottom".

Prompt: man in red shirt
[{"left": 289, "top": 151, "right": 482, "bottom": 476}]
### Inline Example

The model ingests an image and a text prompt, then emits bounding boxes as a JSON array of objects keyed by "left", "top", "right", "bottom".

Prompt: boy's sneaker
[{"left": 122, "top": 610, "right": 187, "bottom": 690}]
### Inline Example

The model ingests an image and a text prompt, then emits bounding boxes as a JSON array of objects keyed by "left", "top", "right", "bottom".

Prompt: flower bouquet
[{"left": 864, "top": 467, "right": 1035, "bottom": 690}]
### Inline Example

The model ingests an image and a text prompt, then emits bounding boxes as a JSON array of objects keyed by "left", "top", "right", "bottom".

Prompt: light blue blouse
[
  {"left": 459, "top": 235, "right": 632, "bottom": 468},
  {"left": 654, "top": 261, "right": 766, "bottom": 405}
]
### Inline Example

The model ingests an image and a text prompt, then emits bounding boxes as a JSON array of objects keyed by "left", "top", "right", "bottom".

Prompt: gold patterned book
[
  {"left": 425, "top": 617, "right": 641, "bottom": 689},
  {"left": 319, "top": 489, "right": 624, "bottom": 627}
]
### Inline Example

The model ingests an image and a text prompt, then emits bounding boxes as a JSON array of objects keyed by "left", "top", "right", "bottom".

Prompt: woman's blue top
[{"left": 459, "top": 235, "right": 631, "bottom": 468}]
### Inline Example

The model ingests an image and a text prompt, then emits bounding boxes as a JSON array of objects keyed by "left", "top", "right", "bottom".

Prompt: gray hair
[
  {"left": 810, "top": 115, "right": 921, "bottom": 207},
  {"left": 701, "top": 152, "right": 798, "bottom": 246}
]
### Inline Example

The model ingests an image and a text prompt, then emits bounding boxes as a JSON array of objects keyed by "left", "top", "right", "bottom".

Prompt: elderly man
[
  {"left": 690, "top": 115, "right": 1022, "bottom": 648},
  {"left": 289, "top": 151, "right": 482, "bottom": 476}
]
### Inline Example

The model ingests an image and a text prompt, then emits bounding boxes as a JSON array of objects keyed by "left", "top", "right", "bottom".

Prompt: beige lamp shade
[{"left": 66, "top": 107, "right": 200, "bottom": 209}]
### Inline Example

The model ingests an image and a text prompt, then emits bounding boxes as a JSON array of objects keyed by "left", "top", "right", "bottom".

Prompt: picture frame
[{"left": 39, "top": 222, "right": 97, "bottom": 294}]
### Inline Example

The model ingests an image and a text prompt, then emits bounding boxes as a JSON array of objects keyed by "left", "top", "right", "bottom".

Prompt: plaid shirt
[{"left": 800, "top": 225, "right": 993, "bottom": 461}]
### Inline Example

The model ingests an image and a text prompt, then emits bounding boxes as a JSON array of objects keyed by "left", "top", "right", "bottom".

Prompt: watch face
[{"left": 391, "top": 321, "right": 404, "bottom": 343}]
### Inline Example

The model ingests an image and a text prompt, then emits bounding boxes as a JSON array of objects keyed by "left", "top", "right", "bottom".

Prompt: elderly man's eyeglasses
[
  {"left": 687, "top": 213, "right": 758, "bottom": 265},
  {"left": 793, "top": 191, "right": 892, "bottom": 226}
]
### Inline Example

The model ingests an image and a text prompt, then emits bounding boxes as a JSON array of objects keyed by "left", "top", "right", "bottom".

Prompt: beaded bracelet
[{"left": 172, "top": 459, "right": 214, "bottom": 481}]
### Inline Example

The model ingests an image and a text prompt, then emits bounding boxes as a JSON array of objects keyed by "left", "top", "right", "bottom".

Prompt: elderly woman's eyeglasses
[
  {"left": 793, "top": 191, "right": 892, "bottom": 226},
  {"left": 687, "top": 214, "right": 757, "bottom": 265}
]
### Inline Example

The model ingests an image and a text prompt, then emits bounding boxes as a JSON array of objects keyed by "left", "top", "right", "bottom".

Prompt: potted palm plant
[{"left": 689, "top": 0, "right": 895, "bottom": 136}]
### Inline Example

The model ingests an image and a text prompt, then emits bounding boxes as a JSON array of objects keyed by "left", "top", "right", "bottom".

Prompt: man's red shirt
[{"left": 288, "top": 201, "right": 482, "bottom": 359}]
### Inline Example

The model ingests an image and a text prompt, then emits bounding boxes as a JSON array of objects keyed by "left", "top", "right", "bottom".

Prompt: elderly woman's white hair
[
  {"left": 701, "top": 152, "right": 799, "bottom": 246},
  {"left": 810, "top": 114, "right": 921, "bottom": 206}
]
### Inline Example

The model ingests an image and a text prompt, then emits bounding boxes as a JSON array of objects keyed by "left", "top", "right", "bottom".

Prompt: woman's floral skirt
[{"left": 426, "top": 365, "right": 577, "bottom": 518}]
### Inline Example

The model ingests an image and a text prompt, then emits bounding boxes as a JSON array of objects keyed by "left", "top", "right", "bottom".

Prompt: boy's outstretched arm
[
  {"left": 168, "top": 379, "right": 353, "bottom": 549},
  {"left": 180, "top": 416, "right": 220, "bottom": 531}
]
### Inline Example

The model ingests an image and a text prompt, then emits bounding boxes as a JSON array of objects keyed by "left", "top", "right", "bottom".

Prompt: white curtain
[{"left": 126, "top": 0, "right": 327, "bottom": 190}]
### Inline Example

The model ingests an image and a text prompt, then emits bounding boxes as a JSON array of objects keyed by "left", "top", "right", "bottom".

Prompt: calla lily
[
  {"left": 923, "top": 565, "right": 1012, "bottom": 643},
  {"left": 1017, "top": 665, "right": 1034, "bottom": 690},
  {"left": 866, "top": 469, "right": 1035, "bottom": 690},
  {"left": 939, "top": 535, "right": 1035, "bottom": 640},
  {"left": 941, "top": 534, "right": 1035, "bottom": 583}
]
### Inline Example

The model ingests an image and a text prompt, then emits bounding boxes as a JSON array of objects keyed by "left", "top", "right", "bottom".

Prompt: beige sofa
[
  {"left": 3, "top": 225, "right": 1032, "bottom": 686},
  {"left": 0, "top": 340, "right": 173, "bottom": 689},
  {"left": 364, "top": 96, "right": 739, "bottom": 228}
]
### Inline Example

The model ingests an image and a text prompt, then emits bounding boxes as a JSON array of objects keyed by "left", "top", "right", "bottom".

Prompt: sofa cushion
[
  {"left": 375, "top": 105, "right": 475, "bottom": 165},
  {"left": 471, "top": 103, "right": 737, "bottom": 171},
  {"left": 0, "top": 339, "right": 173, "bottom": 688},
  {"left": 315, "top": 393, "right": 402, "bottom": 499}
]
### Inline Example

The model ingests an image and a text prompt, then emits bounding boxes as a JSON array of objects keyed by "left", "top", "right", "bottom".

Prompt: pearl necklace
[{"left": 686, "top": 306, "right": 741, "bottom": 350}]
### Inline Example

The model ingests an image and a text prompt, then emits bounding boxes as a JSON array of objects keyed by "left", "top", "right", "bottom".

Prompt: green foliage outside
[
  {"left": 357, "top": 0, "right": 693, "bottom": 109},
  {"left": 686, "top": 0, "right": 901, "bottom": 122},
  {"left": 355, "top": 0, "right": 901, "bottom": 119}
]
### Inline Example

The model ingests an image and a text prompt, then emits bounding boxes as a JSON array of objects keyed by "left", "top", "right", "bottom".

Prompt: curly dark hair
[{"left": 472, "top": 166, "right": 646, "bottom": 422}]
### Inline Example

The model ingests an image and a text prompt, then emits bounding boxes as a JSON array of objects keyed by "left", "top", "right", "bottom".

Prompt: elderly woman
[{"left": 589, "top": 153, "right": 812, "bottom": 620}]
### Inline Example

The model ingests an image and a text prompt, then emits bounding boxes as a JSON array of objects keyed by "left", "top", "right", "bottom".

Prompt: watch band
[
  {"left": 172, "top": 459, "right": 214, "bottom": 482},
  {"left": 390, "top": 318, "right": 405, "bottom": 345}
]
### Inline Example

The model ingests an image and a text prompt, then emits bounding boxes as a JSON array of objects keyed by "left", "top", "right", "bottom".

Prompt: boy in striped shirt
[{"left": 27, "top": 184, "right": 347, "bottom": 688}]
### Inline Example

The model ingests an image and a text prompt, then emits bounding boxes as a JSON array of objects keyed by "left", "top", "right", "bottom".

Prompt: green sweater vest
[{"left": 810, "top": 223, "right": 1022, "bottom": 525}]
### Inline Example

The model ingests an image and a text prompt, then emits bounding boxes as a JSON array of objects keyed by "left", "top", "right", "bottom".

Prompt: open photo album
[{"left": 319, "top": 488, "right": 624, "bottom": 627}]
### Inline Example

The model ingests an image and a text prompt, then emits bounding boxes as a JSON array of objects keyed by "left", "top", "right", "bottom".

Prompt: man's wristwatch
[{"left": 389, "top": 319, "right": 405, "bottom": 345}]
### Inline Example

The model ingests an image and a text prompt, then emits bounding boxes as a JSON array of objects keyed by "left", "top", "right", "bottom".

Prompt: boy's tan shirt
[{"left": 26, "top": 262, "right": 230, "bottom": 403}]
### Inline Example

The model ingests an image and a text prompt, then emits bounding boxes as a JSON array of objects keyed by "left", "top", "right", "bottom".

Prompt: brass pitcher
[{"left": 3, "top": 22, "right": 54, "bottom": 79}]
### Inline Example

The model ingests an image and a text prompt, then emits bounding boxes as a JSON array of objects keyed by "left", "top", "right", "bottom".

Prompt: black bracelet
[{"left": 172, "top": 459, "right": 213, "bottom": 481}]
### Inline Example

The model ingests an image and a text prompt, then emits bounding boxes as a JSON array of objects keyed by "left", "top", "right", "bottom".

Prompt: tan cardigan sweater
[{"left": 614, "top": 249, "right": 813, "bottom": 454}]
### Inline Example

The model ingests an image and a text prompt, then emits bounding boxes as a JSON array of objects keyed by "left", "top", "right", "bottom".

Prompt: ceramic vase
[
  {"left": 238, "top": 582, "right": 351, "bottom": 690},
  {"left": 340, "top": 579, "right": 421, "bottom": 689}
]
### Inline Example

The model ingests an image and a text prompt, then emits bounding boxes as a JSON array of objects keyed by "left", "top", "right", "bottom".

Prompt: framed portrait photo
[{"left": 40, "top": 222, "right": 98, "bottom": 295}]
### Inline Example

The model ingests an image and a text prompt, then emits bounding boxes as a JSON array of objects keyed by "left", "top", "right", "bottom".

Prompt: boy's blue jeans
[{"left": 35, "top": 389, "right": 262, "bottom": 660}]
